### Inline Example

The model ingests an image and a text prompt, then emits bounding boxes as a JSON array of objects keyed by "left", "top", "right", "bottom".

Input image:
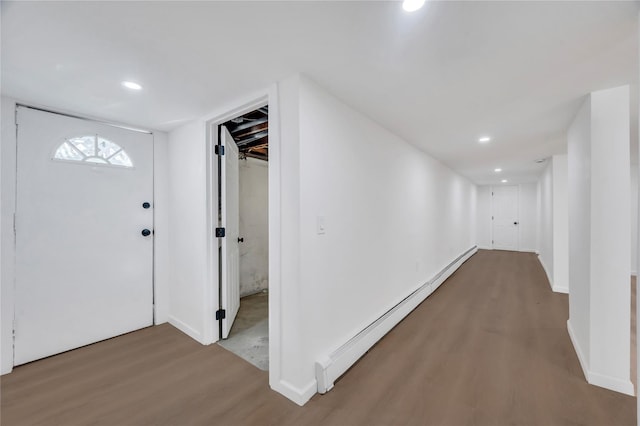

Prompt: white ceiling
[{"left": 2, "top": 1, "right": 638, "bottom": 185}]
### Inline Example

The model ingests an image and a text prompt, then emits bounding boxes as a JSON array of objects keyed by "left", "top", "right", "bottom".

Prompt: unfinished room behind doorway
[{"left": 218, "top": 106, "right": 269, "bottom": 371}]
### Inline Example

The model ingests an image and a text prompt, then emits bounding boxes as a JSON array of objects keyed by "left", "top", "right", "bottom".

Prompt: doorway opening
[{"left": 216, "top": 106, "right": 269, "bottom": 371}]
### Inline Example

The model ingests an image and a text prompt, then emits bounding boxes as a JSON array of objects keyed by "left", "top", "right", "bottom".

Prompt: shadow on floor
[{"left": 217, "top": 291, "right": 269, "bottom": 370}]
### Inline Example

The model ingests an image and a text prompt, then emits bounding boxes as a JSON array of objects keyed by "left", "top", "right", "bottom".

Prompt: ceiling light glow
[
  {"left": 122, "top": 81, "right": 142, "bottom": 90},
  {"left": 494, "top": 168, "right": 502, "bottom": 172},
  {"left": 478, "top": 136, "right": 491, "bottom": 143},
  {"left": 501, "top": 179, "right": 508, "bottom": 183},
  {"left": 402, "top": 0, "right": 425, "bottom": 12}
]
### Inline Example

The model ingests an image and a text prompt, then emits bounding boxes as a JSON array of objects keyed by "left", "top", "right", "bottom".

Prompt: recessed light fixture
[
  {"left": 501, "top": 179, "right": 508, "bottom": 183},
  {"left": 403, "top": 0, "right": 425, "bottom": 12},
  {"left": 494, "top": 168, "right": 502, "bottom": 172},
  {"left": 478, "top": 136, "right": 491, "bottom": 143},
  {"left": 534, "top": 158, "right": 547, "bottom": 163},
  {"left": 121, "top": 81, "right": 142, "bottom": 90}
]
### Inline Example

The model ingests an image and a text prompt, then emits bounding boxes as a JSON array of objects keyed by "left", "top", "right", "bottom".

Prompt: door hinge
[
  {"left": 215, "top": 227, "right": 226, "bottom": 238},
  {"left": 491, "top": 216, "right": 494, "bottom": 220},
  {"left": 492, "top": 240, "right": 494, "bottom": 244},
  {"left": 215, "top": 145, "right": 225, "bottom": 156},
  {"left": 216, "top": 309, "right": 226, "bottom": 320},
  {"left": 492, "top": 192, "right": 494, "bottom": 196}
]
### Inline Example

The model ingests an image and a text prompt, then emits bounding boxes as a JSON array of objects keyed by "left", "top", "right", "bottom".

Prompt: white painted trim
[
  {"left": 168, "top": 316, "right": 204, "bottom": 344},
  {"left": 266, "top": 83, "right": 282, "bottom": 394},
  {"left": 518, "top": 248, "right": 537, "bottom": 253},
  {"left": 204, "top": 93, "right": 270, "bottom": 346},
  {"left": 631, "top": 270, "right": 637, "bottom": 277},
  {"left": 567, "top": 319, "right": 634, "bottom": 396},
  {"left": 538, "top": 254, "right": 554, "bottom": 291},
  {"left": 477, "top": 246, "right": 492, "bottom": 250},
  {"left": 567, "top": 320, "right": 589, "bottom": 382},
  {"left": 538, "top": 254, "right": 568, "bottom": 294},
  {"left": 201, "top": 85, "right": 283, "bottom": 395},
  {"left": 270, "top": 379, "right": 317, "bottom": 407},
  {"left": 315, "top": 246, "right": 477, "bottom": 395},
  {"left": 589, "top": 371, "right": 635, "bottom": 396}
]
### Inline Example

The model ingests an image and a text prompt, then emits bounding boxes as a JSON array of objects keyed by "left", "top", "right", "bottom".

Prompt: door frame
[
  {"left": 5, "top": 102, "right": 162, "bottom": 370},
  {"left": 203, "top": 86, "right": 280, "bottom": 383},
  {"left": 491, "top": 184, "right": 520, "bottom": 251}
]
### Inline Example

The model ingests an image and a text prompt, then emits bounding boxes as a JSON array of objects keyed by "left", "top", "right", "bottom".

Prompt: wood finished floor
[{"left": 1, "top": 250, "right": 636, "bottom": 425}]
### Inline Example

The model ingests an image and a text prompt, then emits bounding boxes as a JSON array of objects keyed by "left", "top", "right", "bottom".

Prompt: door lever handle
[
  {"left": 513, "top": 222, "right": 519, "bottom": 225},
  {"left": 238, "top": 237, "right": 244, "bottom": 243}
]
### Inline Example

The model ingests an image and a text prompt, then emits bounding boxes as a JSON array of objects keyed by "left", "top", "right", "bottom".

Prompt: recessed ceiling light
[
  {"left": 501, "top": 179, "right": 508, "bottom": 183},
  {"left": 478, "top": 136, "right": 491, "bottom": 143},
  {"left": 403, "top": 0, "right": 425, "bottom": 12},
  {"left": 494, "top": 168, "right": 502, "bottom": 172},
  {"left": 122, "top": 81, "right": 142, "bottom": 90}
]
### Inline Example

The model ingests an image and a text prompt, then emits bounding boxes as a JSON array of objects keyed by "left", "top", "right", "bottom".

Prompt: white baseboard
[
  {"left": 537, "top": 255, "right": 568, "bottom": 294},
  {"left": 567, "top": 320, "right": 589, "bottom": 382},
  {"left": 567, "top": 320, "right": 634, "bottom": 396},
  {"left": 631, "top": 270, "right": 637, "bottom": 277},
  {"left": 168, "top": 316, "right": 204, "bottom": 344},
  {"left": 315, "top": 246, "right": 477, "bottom": 395},
  {"left": 589, "top": 371, "right": 635, "bottom": 396},
  {"left": 477, "top": 245, "right": 491, "bottom": 250},
  {"left": 538, "top": 254, "right": 554, "bottom": 291},
  {"left": 1, "top": 363, "right": 12, "bottom": 375},
  {"left": 519, "top": 248, "right": 537, "bottom": 253},
  {"left": 271, "top": 379, "right": 317, "bottom": 406}
]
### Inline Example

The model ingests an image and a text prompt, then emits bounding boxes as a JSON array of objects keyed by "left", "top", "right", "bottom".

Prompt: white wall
[
  {"left": 166, "top": 121, "right": 211, "bottom": 343},
  {"left": 239, "top": 158, "right": 269, "bottom": 297},
  {"left": 275, "top": 75, "right": 477, "bottom": 401},
  {"left": 589, "top": 86, "right": 631, "bottom": 392},
  {"left": 153, "top": 132, "right": 171, "bottom": 323},
  {"left": 538, "top": 154, "right": 569, "bottom": 293},
  {"left": 552, "top": 155, "right": 569, "bottom": 292},
  {"left": 568, "top": 96, "right": 592, "bottom": 369},
  {"left": 476, "top": 186, "right": 492, "bottom": 249},
  {"left": 518, "top": 183, "right": 538, "bottom": 252},
  {"left": 1, "top": 97, "right": 17, "bottom": 374},
  {"left": 0, "top": 97, "right": 171, "bottom": 374},
  {"left": 568, "top": 86, "right": 632, "bottom": 395},
  {"left": 538, "top": 161, "right": 554, "bottom": 287}
]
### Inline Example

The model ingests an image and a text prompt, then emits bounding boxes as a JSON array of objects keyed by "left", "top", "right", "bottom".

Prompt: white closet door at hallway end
[
  {"left": 14, "top": 107, "right": 154, "bottom": 365},
  {"left": 492, "top": 185, "right": 519, "bottom": 251}
]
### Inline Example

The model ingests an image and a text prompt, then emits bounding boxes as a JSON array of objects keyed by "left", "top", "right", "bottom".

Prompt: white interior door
[
  {"left": 221, "top": 126, "right": 240, "bottom": 338},
  {"left": 492, "top": 185, "right": 519, "bottom": 251},
  {"left": 14, "top": 107, "right": 154, "bottom": 365}
]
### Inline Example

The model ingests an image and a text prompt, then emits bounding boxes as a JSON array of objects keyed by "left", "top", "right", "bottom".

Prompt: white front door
[
  {"left": 492, "top": 185, "right": 519, "bottom": 251},
  {"left": 220, "top": 126, "right": 240, "bottom": 338},
  {"left": 14, "top": 107, "right": 154, "bottom": 365}
]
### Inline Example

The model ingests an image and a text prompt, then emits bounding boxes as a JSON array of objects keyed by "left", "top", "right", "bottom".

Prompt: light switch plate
[{"left": 317, "top": 215, "right": 326, "bottom": 235}]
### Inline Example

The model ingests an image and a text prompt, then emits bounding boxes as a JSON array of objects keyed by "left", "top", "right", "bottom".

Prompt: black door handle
[
  {"left": 141, "top": 229, "right": 151, "bottom": 237},
  {"left": 142, "top": 202, "right": 151, "bottom": 209},
  {"left": 513, "top": 222, "right": 519, "bottom": 225},
  {"left": 238, "top": 237, "right": 244, "bottom": 243}
]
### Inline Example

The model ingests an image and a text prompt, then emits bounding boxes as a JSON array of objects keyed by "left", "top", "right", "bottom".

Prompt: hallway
[{"left": 1, "top": 250, "right": 635, "bottom": 425}]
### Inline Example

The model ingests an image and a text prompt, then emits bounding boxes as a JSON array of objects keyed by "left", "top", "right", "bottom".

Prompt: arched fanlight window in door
[{"left": 53, "top": 135, "right": 133, "bottom": 168}]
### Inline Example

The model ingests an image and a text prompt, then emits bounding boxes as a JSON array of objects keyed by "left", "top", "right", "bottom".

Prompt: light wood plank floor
[{"left": 1, "top": 250, "right": 636, "bottom": 425}]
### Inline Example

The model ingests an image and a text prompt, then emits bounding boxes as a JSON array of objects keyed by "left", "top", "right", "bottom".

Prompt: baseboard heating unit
[{"left": 315, "top": 246, "right": 477, "bottom": 394}]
